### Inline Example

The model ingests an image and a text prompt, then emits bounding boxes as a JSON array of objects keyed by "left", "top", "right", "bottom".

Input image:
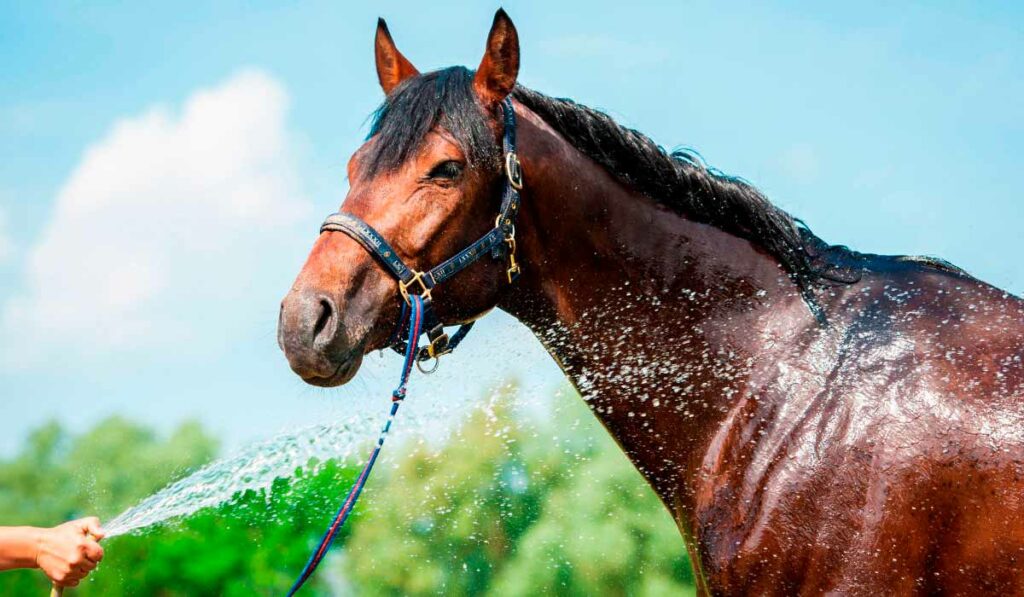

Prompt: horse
[{"left": 278, "top": 10, "right": 1024, "bottom": 595}]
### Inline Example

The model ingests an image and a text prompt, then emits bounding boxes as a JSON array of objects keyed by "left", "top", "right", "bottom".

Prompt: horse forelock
[{"left": 364, "top": 66, "right": 501, "bottom": 178}]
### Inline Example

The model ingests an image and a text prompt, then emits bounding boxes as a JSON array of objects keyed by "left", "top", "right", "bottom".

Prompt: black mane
[
  {"left": 365, "top": 66, "right": 949, "bottom": 290},
  {"left": 509, "top": 85, "right": 828, "bottom": 287}
]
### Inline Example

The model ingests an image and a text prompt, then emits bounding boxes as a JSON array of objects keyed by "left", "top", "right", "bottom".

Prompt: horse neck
[{"left": 499, "top": 103, "right": 816, "bottom": 508}]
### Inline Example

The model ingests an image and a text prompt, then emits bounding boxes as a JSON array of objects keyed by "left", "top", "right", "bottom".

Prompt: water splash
[
  {"left": 103, "top": 414, "right": 377, "bottom": 538},
  {"left": 101, "top": 316, "right": 559, "bottom": 539}
]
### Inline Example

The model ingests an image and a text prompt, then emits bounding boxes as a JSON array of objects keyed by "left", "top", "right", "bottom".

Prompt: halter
[
  {"left": 285, "top": 98, "right": 525, "bottom": 596},
  {"left": 319, "top": 97, "right": 523, "bottom": 370}
]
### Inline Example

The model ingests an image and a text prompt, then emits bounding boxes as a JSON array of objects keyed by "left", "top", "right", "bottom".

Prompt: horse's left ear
[
  {"left": 473, "top": 9, "right": 520, "bottom": 108},
  {"left": 375, "top": 18, "right": 419, "bottom": 95}
]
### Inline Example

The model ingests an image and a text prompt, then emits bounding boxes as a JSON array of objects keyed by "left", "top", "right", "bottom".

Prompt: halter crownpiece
[{"left": 319, "top": 97, "right": 524, "bottom": 369}]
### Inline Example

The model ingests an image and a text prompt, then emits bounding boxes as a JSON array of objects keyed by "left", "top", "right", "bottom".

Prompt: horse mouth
[{"left": 301, "top": 351, "right": 364, "bottom": 388}]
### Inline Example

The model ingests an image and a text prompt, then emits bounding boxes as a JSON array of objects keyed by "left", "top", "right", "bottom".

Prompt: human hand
[{"left": 35, "top": 518, "right": 105, "bottom": 587}]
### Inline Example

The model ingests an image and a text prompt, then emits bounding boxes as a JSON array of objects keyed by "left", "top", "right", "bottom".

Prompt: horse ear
[
  {"left": 473, "top": 9, "right": 520, "bottom": 108},
  {"left": 375, "top": 18, "right": 419, "bottom": 95}
]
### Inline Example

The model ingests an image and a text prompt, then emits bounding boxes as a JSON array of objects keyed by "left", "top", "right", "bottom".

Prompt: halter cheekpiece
[{"left": 319, "top": 97, "right": 523, "bottom": 370}]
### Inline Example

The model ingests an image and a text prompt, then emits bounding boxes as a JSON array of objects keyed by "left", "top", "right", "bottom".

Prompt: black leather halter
[{"left": 319, "top": 97, "right": 523, "bottom": 369}]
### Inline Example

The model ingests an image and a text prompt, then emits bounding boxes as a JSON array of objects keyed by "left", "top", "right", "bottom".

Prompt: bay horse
[{"left": 278, "top": 10, "right": 1024, "bottom": 595}]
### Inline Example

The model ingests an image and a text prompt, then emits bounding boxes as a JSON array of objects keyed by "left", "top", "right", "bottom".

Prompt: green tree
[
  {"left": 490, "top": 446, "right": 695, "bottom": 596},
  {"left": 88, "top": 460, "right": 361, "bottom": 596},
  {"left": 1, "top": 384, "right": 695, "bottom": 595},
  {"left": 0, "top": 417, "right": 358, "bottom": 596},
  {"left": 343, "top": 398, "right": 560, "bottom": 595},
  {"left": 344, "top": 387, "right": 694, "bottom": 596}
]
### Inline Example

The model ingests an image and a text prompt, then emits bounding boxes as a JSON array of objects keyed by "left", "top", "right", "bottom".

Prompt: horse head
[{"left": 278, "top": 11, "right": 522, "bottom": 386}]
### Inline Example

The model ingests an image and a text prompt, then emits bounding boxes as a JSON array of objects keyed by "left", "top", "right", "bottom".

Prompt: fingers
[
  {"left": 55, "top": 547, "right": 98, "bottom": 587},
  {"left": 74, "top": 516, "right": 106, "bottom": 541},
  {"left": 51, "top": 562, "right": 84, "bottom": 588},
  {"left": 66, "top": 567, "right": 87, "bottom": 582},
  {"left": 60, "top": 575, "right": 81, "bottom": 588},
  {"left": 63, "top": 531, "right": 103, "bottom": 579},
  {"left": 82, "top": 537, "right": 104, "bottom": 563},
  {"left": 37, "top": 517, "right": 105, "bottom": 586},
  {"left": 81, "top": 517, "right": 106, "bottom": 541}
]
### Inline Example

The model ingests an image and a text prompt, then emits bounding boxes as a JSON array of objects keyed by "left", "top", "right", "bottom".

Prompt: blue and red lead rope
[{"left": 286, "top": 295, "right": 425, "bottom": 596}]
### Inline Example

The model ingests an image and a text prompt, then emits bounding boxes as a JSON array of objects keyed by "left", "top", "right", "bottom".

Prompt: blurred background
[{"left": 0, "top": 1, "right": 1021, "bottom": 594}]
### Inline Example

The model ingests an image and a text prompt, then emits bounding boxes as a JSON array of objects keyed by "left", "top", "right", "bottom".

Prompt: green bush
[
  {"left": 0, "top": 386, "right": 694, "bottom": 595},
  {"left": 0, "top": 418, "right": 354, "bottom": 596},
  {"left": 342, "top": 388, "right": 694, "bottom": 596}
]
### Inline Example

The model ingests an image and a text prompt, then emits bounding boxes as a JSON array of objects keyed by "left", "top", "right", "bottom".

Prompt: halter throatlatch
[
  {"left": 286, "top": 99, "right": 523, "bottom": 595},
  {"left": 319, "top": 96, "right": 523, "bottom": 370}
]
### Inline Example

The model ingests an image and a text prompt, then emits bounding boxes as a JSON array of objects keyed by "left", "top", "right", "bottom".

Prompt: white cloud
[{"left": 2, "top": 69, "right": 311, "bottom": 366}]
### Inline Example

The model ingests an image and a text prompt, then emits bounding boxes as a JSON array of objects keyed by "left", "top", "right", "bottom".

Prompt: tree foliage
[
  {"left": 343, "top": 388, "right": 694, "bottom": 596},
  {"left": 0, "top": 386, "right": 694, "bottom": 595},
  {"left": 0, "top": 417, "right": 353, "bottom": 595}
]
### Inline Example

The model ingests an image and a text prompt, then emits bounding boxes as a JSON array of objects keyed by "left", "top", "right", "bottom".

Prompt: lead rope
[{"left": 286, "top": 295, "right": 426, "bottom": 596}]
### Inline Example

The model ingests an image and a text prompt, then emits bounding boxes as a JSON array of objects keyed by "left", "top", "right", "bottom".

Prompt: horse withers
[{"left": 278, "top": 10, "right": 1024, "bottom": 594}]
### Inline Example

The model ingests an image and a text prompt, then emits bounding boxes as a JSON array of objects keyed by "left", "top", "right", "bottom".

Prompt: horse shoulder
[{"left": 690, "top": 268, "right": 1024, "bottom": 593}]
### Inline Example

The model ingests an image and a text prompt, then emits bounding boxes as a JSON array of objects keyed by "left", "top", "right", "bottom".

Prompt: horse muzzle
[{"left": 278, "top": 290, "right": 365, "bottom": 387}]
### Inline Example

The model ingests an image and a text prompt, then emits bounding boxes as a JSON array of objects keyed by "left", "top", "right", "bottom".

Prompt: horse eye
[{"left": 428, "top": 160, "right": 464, "bottom": 180}]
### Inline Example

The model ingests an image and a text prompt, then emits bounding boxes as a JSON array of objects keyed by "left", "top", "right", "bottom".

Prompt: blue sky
[{"left": 1, "top": 1, "right": 1021, "bottom": 455}]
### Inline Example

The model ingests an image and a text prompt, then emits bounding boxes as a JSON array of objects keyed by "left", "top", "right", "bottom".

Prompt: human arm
[{"left": 0, "top": 518, "right": 105, "bottom": 587}]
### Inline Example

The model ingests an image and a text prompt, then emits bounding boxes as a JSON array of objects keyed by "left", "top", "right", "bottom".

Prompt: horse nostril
[{"left": 312, "top": 297, "right": 337, "bottom": 346}]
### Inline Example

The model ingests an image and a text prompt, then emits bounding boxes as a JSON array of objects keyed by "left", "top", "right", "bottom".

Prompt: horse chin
[{"left": 302, "top": 352, "right": 364, "bottom": 388}]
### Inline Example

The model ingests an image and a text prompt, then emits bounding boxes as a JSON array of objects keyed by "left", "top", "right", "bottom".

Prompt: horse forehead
[
  {"left": 426, "top": 128, "right": 464, "bottom": 152},
  {"left": 390, "top": 128, "right": 465, "bottom": 163}
]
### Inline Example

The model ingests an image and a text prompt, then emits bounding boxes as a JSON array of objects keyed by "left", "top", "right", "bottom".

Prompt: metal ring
[
  {"left": 505, "top": 152, "right": 524, "bottom": 190},
  {"left": 416, "top": 355, "right": 440, "bottom": 374}
]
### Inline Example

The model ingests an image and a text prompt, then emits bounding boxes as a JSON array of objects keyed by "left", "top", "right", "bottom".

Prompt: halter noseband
[{"left": 319, "top": 97, "right": 523, "bottom": 369}]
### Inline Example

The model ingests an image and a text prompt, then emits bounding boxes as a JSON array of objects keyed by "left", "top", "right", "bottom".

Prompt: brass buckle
[
  {"left": 504, "top": 234, "right": 520, "bottom": 283},
  {"left": 398, "top": 270, "right": 432, "bottom": 305},
  {"left": 505, "top": 152, "right": 524, "bottom": 190},
  {"left": 507, "top": 257, "right": 520, "bottom": 283},
  {"left": 503, "top": 237, "right": 520, "bottom": 284},
  {"left": 426, "top": 333, "right": 451, "bottom": 359}
]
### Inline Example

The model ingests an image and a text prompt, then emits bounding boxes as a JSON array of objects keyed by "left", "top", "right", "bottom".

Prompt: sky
[{"left": 0, "top": 1, "right": 1021, "bottom": 456}]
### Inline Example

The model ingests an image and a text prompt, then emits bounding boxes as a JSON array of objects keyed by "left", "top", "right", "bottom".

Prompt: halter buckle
[
  {"left": 505, "top": 236, "right": 520, "bottom": 283},
  {"left": 505, "top": 152, "right": 524, "bottom": 190},
  {"left": 398, "top": 270, "right": 432, "bottom": 305},
  {"left": 426, "top": 332, "right": 451, "bottom": 359}
]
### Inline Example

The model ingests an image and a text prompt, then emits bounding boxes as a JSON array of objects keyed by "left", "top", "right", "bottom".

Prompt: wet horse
[{"left": 278, "top": 10, "right": 1024, "bottom": 594}]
